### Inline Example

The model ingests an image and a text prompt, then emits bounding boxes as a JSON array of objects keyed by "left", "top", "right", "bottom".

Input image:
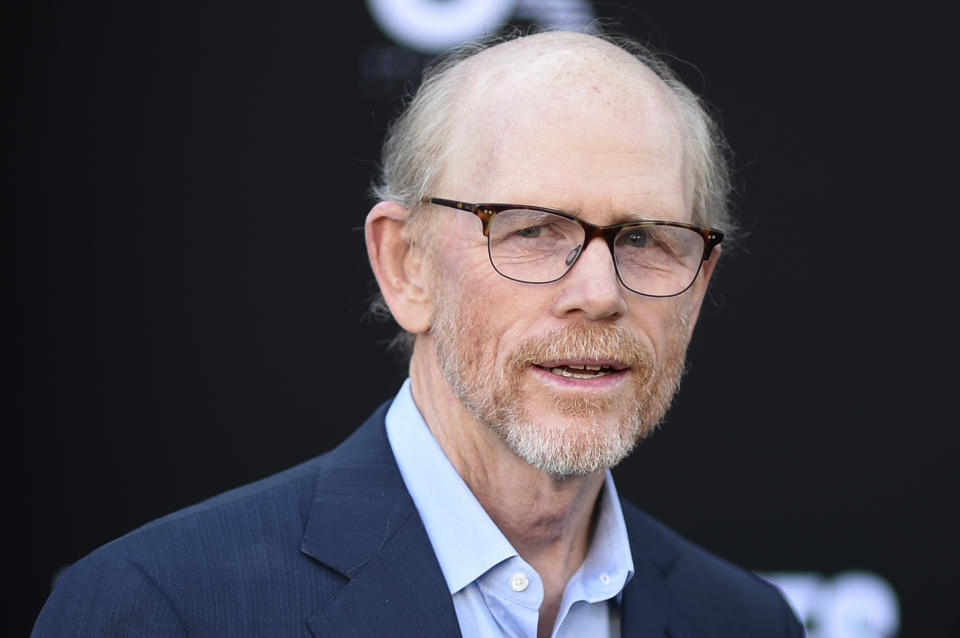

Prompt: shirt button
[
  {"left": 509, "top": 573, "right": 529, "bottom": 592},
  {"left": 600, "top": 573, "right": 611, "bottom": 585}
]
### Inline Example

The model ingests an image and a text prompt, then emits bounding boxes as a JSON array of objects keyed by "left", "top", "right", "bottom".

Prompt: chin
[{"left": 488, "top": 402, "right": 647, "bottom": 478}]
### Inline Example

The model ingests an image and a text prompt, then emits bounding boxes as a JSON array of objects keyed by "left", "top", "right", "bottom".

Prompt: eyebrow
[
  {"left": 528, "top": 198, "right": 683, "bottom": 223},
  {"left": 562, "top": 206, "right": 680, "bottom": 225}
]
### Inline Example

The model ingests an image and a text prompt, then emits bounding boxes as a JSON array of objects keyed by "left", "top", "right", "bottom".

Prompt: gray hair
[{"left": 369, "top": 28, "right": 734, "bottom": 356}]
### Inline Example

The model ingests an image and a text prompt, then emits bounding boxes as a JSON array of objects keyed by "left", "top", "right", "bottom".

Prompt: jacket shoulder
[
  {"left": 33, "top": 454, "right": 336, "bottom": 637},
  {"left": 33, "top": 404, "right": 397, "bottom": 636}
]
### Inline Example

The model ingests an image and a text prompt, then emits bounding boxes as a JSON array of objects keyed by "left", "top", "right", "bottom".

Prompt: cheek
[
  {"left": 454, "top": 277, "right": 542, "bottom": 368},
  {"left": 624, "top": 298, "right": 691, "bottom": 361},
  {"left": 430, "top": 239, "right": 492, "bottom": 295}
]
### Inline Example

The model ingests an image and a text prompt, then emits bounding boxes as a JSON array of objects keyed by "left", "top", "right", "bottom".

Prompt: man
[{"left": 33, "top": 30, "right": 804, "bottom": 637}]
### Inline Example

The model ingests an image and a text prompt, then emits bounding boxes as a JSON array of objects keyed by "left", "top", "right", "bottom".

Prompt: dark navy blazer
[{"left": 32, "top": 403, "right": 804, "bottom": 637}]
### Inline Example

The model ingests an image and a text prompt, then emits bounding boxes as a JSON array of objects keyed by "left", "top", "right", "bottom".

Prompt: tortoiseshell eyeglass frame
[{"left": 423, "top": 197, "right": 724, "bottom": 297}]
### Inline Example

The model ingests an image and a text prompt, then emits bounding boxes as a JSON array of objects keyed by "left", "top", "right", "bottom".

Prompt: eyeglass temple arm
[
  {"left": 424, "top": 198, "right": 496, "bottom": 234},
  {"left": 701, "top": 231, "right": 723, "bottom": 261}
]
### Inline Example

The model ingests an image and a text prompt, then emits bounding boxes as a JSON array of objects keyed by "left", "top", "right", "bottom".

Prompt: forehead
[{"left": 436, "top": 33, "right": 691, "bottom": 223}]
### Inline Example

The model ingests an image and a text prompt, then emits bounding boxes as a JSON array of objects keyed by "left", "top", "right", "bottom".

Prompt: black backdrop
[{"left": 7, "top": 2, "right": 958, "bottom": 636}]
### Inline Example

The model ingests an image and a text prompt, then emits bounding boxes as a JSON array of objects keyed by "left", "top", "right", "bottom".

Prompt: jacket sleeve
[{"left": 31, "top": 549, "right": 187, "bottom": 637}]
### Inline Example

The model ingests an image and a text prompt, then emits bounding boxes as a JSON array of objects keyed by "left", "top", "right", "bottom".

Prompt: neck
[{"left": 408, "top": 337, "right": 606, "bottom": 605}]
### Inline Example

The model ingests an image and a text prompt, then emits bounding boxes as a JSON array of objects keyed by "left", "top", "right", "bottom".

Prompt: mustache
[{"left": 507, "top": 323, "right": 654, "bottom": 374}]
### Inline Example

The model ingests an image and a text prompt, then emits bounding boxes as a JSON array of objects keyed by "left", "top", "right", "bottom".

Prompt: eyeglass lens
[{"left": 487, "top": 208, "right": 706, "bottom": 296}]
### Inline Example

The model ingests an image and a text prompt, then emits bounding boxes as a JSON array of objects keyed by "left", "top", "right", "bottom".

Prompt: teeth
[{"left": 550, "top": 367, "right": 612, "bottom": 379}]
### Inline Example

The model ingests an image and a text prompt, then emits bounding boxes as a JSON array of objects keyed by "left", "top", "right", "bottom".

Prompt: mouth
[{"left": 533, "top": 360, "right": 628, "bottom": 380}]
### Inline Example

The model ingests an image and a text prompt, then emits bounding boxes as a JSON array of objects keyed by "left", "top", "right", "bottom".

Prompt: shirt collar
[
  {"left": 385, "top": 378, "right": 634, "bottom": 597},
  {"left": 565, "top": 470, "right": 635, "bottom": 605}
]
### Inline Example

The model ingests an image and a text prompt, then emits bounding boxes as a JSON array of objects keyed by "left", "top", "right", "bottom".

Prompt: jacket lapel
[
  {"left": 620, "top": 552, "right": 670, "bottom": 636},
  {"left": 301, "top": 404, "right": 461, "bottom": 638},
  {"left": 619, "top": 504, "right": 705, "bottom": 638},
  {"left": 620, "top": 555, "right": 704, "bottom": 638}
]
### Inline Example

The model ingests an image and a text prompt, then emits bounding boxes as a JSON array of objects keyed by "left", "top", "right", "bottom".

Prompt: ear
[
  {"left": 683, "top": 244, "right": 722, "bottom": 340},
  {"left": 365, "top": 201, "right": 433, "bottom": 335}
]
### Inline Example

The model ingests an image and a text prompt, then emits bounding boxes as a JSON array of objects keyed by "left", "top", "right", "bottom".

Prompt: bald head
[
  {"left": 437, "top": 32, "right": 688, "bottom": 207},
  {"left": 453, "top": 31, "right": 672, "bottom": 106},
  {"left": 454, "top": 30, "right": 664, "bottom": 90}
]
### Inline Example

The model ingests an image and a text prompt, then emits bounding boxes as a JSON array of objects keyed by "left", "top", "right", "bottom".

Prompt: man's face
[{"left": 421, "top": 54, "right": 714, "bottom": 477}]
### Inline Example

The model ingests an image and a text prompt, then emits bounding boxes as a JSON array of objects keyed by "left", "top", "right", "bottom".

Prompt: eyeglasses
[{"left": 424, "top": 197, "right": 723, "bottom": 298}]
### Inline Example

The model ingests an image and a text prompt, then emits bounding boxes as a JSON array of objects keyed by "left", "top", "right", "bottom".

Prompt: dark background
[{"left": 7, "top": 1, "right": 958, "bottom": 636}]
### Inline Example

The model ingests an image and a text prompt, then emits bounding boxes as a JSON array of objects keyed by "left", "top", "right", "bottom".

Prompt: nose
[{"left": 552, "top": 236, "right": 628, "bottom": 320}]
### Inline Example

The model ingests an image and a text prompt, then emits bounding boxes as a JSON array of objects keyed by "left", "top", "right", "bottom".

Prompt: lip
[
  {"left": 529, "top": 362, "right": 631, "bottom": 390},
  {"left": 533, "top": 358, "right": 630, "bottom": 371}
]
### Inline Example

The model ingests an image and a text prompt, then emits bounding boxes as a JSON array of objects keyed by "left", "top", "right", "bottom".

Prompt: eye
[
  {"left": 621, "top": 228, "right": 651, "bottom": 248},
  {"left": 514, "top": 225, "right": 544, "bottom": 238},
  {"left": 488, "top": 209, "right": 581, "bottom": 249}
]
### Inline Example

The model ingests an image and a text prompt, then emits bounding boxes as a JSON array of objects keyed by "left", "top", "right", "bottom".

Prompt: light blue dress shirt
[{"left": 385, "top": 379, "right": 635, "bottom": 638}]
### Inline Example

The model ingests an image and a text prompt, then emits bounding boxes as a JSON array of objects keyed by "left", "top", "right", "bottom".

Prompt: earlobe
[{"left": 365, "top": 201, "right": 433, "bottom": 335}]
